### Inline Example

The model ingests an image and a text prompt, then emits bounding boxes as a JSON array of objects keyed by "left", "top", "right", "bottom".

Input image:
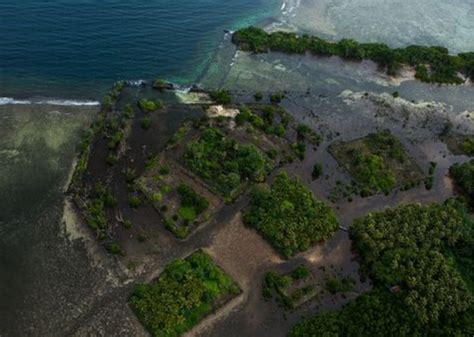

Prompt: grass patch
[{"left": 178, "top": 206, "right": 197, "bottom": 222}]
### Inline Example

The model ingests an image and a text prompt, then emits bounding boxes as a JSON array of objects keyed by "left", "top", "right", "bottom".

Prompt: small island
[{"left": 232, "top": 27, "right": 474, "bottom": 85}]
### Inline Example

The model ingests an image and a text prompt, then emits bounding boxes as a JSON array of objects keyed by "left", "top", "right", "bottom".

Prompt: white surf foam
[
  {"left": 125, "top": 79, "right": 147, "bottom": 87},
  {"left": 0, "top": 97, "right": 100, "bottom": 106}
]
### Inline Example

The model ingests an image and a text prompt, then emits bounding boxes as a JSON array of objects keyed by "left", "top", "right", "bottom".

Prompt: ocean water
[
  {"left": 0, "top": 1, "right": 280, "bottom": 335},
  {"left": 0, "top": 0, "right": 278, "bottom": 99}
]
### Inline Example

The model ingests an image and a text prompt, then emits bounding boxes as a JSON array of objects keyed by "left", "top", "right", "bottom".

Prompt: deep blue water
[{"left": 0, "top": 0, "right": 277, "bottom": 99}]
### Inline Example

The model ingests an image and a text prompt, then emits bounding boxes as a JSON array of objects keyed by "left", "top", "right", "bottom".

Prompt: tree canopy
[
  {"left": 244, "top": 171, "right": 338, "bottom": 258},
  {"left": 289, "top": 200, "right": 474, "bottom": 336},
  {"left": 129, "top": 251, "right": 239, "bottom": 337}
]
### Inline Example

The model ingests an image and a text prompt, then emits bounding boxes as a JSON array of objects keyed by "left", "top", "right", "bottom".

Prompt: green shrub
[
  {"left": 325, "top": 276, "right": 354, "bottom": 294},
  {"left": 138, "top": 98, "right": 164, "bottom": 112},
  {"left": 178, "top": 207, "right": 197, "bottom": 222},
  {"left": 84, "top": 183, "right": 116, "bottom": 236},
  {"left": 150, "top": 192, "right": 162, "bottom": 203},
  {"left": 292, "top": 141, "right": 306, "bottom": 160},
  {"left": 140, "top": 116, "right": 152, "bottom": 130},
  {"left": 152, "top": 78, "right": 168, "bottom": 90},
  {"left": 273, "top": 123, "right": 286, "bottom": 137},
  {"left": 177, "top": 184, "right": 209, "bottom": 215},
  {"left": 106, "top": 242, "right": 124, "bottom": 255},
  {"left": 129, "top": 195, "right": 143, "bottom": 208},
  {"left": 159, "top": 165, "right": 170, "bottom": 175},
  {"left": 312, "top": 163, "right": 323, "bottom": 180},
  {"left": 106, "top": 154, "right": 119, "bottom": 166},
  {"left": 107, "top": 131, "right": 124, "bottom": 149},
  {"left": 461, "top": 137, "right": 474, "bottom": 156},
  {"left": 137, "top": 232, "right": 148, "bottom": 242},
  {"left": 145, "top": 155, "right": 159, "bottom": 169},
  {"left": 291, "top": 265, "right": 311, "bottom": 280},
  {"left": 263, "top": 266, "right": 316, "bottom": 309},
  {"left": 122, "top": 219, "right": 133, "bottom": 229},
  {"left": 122, "top": 104, "right": 134, "bottom": 119},
  {"left": 270, "top": 91, "right": 284, "bottom": 103},
  {"left": 209, "top": 90, "right": 231, "bottom": 104},
  {"left": 425, "top": 176, "right": 434, "bottom": 190},
  {"left": 124, "top": 167, "right": 136, "bottom": 183},
  {"left": 450, "top": 160, "right": 474, "bottom": 205}
]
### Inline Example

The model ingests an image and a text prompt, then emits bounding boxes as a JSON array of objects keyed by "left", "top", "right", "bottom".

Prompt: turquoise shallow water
[{"left": 0, "top": 0, "right": 278, "bottom": 99}]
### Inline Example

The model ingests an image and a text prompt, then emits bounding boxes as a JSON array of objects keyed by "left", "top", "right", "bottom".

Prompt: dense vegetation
[
  {"left": 244, "top": 171, "right": 338, "bottom": 258},
  {"left": 352, "top": 153, "right": 395, "bottom": 195},
  {"left": 290, "top": 289, "right": 426, "bottom": 337},
  {"left": 184, "top": 127, "right": 271, "bottom": 201},
  {"left": 450, "top": 159, "right": 474, "bottom": 205},
  {"left": 262, "top": 265, "right": 317, "bottom": 309},
  {"left": 352, "top": 201, "right": 473, "bottom": 324},
  {"left": 330, "top": 130, "right": 423, "bottom": 197},
  {"left": 290, "top": 200, "right": 474, "bottom": 336},
  {"left": 232, "top": 27, "right": 474, "bottom": 84},
  {"left": 130, "top": 250, "right": 239, "bottom": 337}
]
